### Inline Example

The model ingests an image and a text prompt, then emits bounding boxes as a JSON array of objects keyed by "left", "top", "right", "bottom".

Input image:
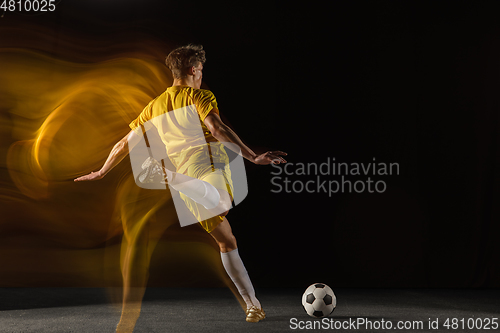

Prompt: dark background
[{"left": 1, "top": 1, "right": 499, "bottom": 289}]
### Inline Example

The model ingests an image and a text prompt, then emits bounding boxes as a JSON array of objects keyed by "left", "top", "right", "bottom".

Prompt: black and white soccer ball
[{"left": 301, "top": 283, "right": 336, "bottom": 318}]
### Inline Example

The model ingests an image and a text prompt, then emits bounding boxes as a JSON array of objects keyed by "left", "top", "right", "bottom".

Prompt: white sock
[
  {"left": 164, "top": 169, "right": 220, "bottom": 210},
  {"left": 221, "top": 248, "right": 261, "bottom": 309}
]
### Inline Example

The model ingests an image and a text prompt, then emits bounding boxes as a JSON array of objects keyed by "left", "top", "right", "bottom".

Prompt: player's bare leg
[
  {"left": 160, "top": 169, "right": 264, "bottom": 321},
  {"left": 210, "top": 217, "right": 266, "bottom": 323}
]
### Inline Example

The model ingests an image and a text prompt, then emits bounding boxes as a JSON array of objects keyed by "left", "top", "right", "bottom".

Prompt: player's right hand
[{"left": 254, "top": 151, "right": 287, "bottom": 165}]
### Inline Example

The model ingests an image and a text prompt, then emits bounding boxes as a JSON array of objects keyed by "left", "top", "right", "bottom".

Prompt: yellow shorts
[{"left": 175, "top": 142, "right": 234, "bottom": 233}]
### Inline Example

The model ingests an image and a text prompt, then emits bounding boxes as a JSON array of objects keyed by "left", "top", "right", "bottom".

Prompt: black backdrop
[{"left": 2, "top": 1, "right": 499, "bottom": 289}]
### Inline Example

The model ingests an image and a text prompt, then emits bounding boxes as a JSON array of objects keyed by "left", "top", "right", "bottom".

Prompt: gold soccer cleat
[{"left": 245, "top": 306, "right": 266, "bottom": 323}]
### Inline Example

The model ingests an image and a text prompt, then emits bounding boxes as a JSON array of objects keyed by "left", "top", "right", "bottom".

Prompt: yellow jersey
[{"left": 129, "top": 85, "right": 223, "bottom": 173}]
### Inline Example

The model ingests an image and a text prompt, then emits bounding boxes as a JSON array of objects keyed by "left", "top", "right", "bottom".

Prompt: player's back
[{"left": 146, "top": 86, "right": 218, "bottom": 156}]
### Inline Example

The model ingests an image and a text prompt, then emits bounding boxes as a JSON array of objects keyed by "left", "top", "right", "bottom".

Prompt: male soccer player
[{"left": 75, "top": 44, "right": 287, "bottom": 324}]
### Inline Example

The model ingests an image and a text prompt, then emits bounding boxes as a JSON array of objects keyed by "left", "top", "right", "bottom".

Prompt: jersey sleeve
[
  {"left": 129, "top": 97, "right": 156, "bottom": 135},
  {"left": 195, "top": 89, "right": 219, "bottom": 121}
]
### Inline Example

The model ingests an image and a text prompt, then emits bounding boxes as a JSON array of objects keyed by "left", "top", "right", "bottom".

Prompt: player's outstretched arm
[
  {"left": 204, "top": 110, "right": 287, "bottom": 165},
  {"left": 74, "top": 129, "right": 141, "bottom": 182}
]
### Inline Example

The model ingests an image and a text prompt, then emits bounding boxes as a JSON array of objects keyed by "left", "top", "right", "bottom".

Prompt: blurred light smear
[{"left": 0, "top": 19, "right": 240, "bottom": 309}]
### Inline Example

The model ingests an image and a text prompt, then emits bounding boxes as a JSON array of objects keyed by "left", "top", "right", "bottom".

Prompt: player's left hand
[
  {"left": 254, "top": 151, "right": 287, "bottom": 165},
  {"left": 74, "top": 171, "right": 104, "bottom": 182}
]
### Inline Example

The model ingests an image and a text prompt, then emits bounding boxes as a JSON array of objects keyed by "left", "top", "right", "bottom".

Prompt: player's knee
[{"left": 219, "top": 235, "right": 237, "bottom": 253}]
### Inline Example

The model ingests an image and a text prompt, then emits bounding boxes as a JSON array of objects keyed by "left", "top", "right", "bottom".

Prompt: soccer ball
[{"left": 301, "top": 283, "right": 336, "bottom": 318}]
